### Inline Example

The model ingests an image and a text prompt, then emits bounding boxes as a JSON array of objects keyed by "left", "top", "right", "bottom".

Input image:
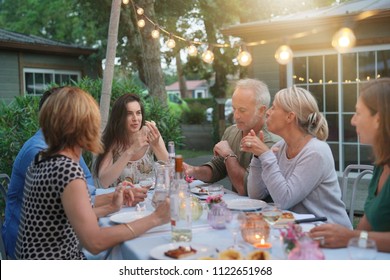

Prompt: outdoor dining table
[{"left": 95, "top": 180, "right": 390, "bottom": 260}]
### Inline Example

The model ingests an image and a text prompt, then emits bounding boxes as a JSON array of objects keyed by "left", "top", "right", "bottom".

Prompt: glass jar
[
  {"left": 207, "top": 202, "right": 229, "bottom": 229},
  {"left": 240, "top": 212, "right": 270, "bottom": 244}
]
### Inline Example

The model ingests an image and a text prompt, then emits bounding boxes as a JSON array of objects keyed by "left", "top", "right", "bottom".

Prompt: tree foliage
[{"left": 0, "top": 0, "right": 347, "bottom": 98}]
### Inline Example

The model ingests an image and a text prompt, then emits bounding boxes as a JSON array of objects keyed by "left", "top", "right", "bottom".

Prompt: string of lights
[{"left": 123, "top": 0, "right": 358, "bottom": 66}]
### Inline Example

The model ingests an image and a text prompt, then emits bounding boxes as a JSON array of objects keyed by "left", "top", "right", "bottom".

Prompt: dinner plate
[
  {"left": 149, "top": 242, "right": 215, "bottom": 260},
  {"left": 190, "top": 184, "right": 223, "bottom": 195},
  {"left": 110, "top": 211, "right": 152, "bottom": 224},
  {"left": 190, "top": 187, "right": 210, "bottom": 195},
  {"left": 226, "top": 199, "right": 266, "bottom": 211}
]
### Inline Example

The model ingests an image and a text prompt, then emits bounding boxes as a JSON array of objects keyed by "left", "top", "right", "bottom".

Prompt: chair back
[
  {"left": 341, "top": 164, "right": 374, "bottom": 223},
  {"left": 0, "top": 216, "right": 7, "bottom": 259},
  {"left": 0, "top": 174, "right": 10, "bottom": 259}
]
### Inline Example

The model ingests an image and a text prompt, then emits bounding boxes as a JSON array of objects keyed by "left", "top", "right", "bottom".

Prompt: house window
[
  {"left": 194, "top": 90, "right": 204, "bottom": 98},
  {"left": 290, "top": 45, "right": 390, "bottom": 171},
  {"left": 24, "top": 68, "right": 81, "bottom": 95}
]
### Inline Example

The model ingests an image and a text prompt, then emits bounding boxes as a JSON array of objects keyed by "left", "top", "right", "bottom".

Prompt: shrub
[
  {"left": 0, "top": 96, "right": 40, "bottom": 176},
  {"left": 0, "top": 78, "right": 184, "bottom": 177},
  {"left": 182, "top": 102, "right": 207, "bottom": 124}
]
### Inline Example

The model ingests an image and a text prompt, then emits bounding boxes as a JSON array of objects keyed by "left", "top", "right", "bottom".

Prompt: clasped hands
[{"left": 111, "top": 181, "right": 148, "bottom": 210}]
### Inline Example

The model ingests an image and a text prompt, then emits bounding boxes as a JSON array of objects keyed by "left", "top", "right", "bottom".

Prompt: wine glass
[
  {"left": 262, "top": 203, "right": 282, "bottom": 231},
  {"left": 225, "top": 210, "right": 244, "bottom": 250},
  {"left": 347, "top": 237, "right": 377, "bottom": 260}
]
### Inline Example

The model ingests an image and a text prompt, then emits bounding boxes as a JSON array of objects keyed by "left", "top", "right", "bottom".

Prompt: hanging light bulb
[
  {"left": 187, "top": 44, "right": 198, "bottom": 56},
  {"left": 151, "top": 26, "right": 160, "bottom": 39},
  {"left": 202, "top": 47, "right": 214, "bottom": 64},
  {"left": 166, "top": 34, "right": 176, "bottom": 49},
  {"left": 137, "top": 18, "right": 145, "bottom": 28},
  {"left": 274, "top": 45, "right": 293, "bottom": 65},
  {"left": 332, "top": 27, "right": 356, "bottom": 53},
  {"left": 136, "top": 7, "right": 144, "bottom": 15},
  {"left": 237, "top": 45, "right": 252, "bottom": 66},
  {"left": 122, "top": 0, "right": 129, "bottom": 4}
]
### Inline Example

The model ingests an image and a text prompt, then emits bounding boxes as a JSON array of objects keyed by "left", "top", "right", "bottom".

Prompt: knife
[{"left": 294, "top": 217, "right": 327, "bottom": 224}]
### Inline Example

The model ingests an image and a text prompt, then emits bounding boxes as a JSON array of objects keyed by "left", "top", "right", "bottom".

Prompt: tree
[{"left": 100, "top": 0, "right": 122, "bottom": 130}]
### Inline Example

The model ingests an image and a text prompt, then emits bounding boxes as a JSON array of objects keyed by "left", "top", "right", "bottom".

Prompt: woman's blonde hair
[
  {"left": 275, "top": 86, "right": 328, "bottom": 140},
  {"left": 359, "top": 78, "right": 390, "bottom": 166},
  {"left": 39, "top": 86, "right": 103, "bottom": 157}
]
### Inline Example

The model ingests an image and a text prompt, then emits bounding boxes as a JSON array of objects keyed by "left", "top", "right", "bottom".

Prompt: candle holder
[{"left": 240, "top": 213, "right": 270, "bottom": 244}]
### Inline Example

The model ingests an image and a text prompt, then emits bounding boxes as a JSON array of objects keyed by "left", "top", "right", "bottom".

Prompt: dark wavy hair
[
  {"left": 94, "top": 93, "right": 145, "bottom": 176},
  {"left": 359, "top": 78, "right": 390, "bottom": 166}
]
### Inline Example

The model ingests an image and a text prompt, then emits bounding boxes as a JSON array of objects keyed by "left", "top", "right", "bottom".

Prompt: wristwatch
[
  {"left": 359, "top": 230, "right": 368, "bottom": 240},
  {"left": 224, "top": 153, "right": 238, "bottom": 163}
]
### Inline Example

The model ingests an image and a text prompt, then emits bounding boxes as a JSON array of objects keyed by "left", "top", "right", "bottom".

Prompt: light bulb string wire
[{"left": 125, "top": 0, "right": 375, "bottom": 62}]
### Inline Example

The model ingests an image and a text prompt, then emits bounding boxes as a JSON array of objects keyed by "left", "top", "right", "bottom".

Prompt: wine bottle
[{"left": 170, "top": 155, "right": 192, "bottom": 242}]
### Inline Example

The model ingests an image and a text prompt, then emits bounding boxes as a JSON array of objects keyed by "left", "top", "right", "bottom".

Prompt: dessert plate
[
  {"left": 150, "top": 242, "right": 215, "bottom": 260},
  {"left": 226, "top": 199, "right": 266, "bottom": 211},
  {"left": 110, "top": 211, "right": 152, "bottom": 224}
]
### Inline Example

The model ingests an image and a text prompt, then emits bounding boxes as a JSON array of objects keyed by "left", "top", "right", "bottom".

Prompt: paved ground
[{"left": 186, "top": 154, "right": 369, "bottom": 214}]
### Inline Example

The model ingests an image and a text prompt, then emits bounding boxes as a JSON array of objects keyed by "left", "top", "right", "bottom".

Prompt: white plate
[
  {"left": 226, "top": 199, "right": 266, "bottom": 211},
  {"left": 109, "top": 211, "right": 152, "bottom": 224},
  {"left": 150, "top": 242, "right": 215, "bottom": 260},
  {"left": 190, "top": 187, "right": 210, "bottom": 195},
  {"left": 190, "top": 184, "right": 223, "bottom": 195}
]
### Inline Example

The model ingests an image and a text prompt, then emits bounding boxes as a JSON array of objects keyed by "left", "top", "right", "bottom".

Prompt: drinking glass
[
  {"left": 347, "top": 237, "right": 377, "bottom": 260},
  {"left": 262, "top": 203, "right": 282, "bottom": 231},
  {"left": 225, "top": 210, "right": 244, "bottom": 250},
  {"left": 151, "top": 162, "right": 169, "bottom": 209},
  {"left": 208, "top": 184, "right": 223, "bottom": 196}
]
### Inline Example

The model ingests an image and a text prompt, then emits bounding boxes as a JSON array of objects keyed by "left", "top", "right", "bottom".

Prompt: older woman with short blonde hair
[{"left": 242, "top": 86, "right": 351, "bottom": 228}]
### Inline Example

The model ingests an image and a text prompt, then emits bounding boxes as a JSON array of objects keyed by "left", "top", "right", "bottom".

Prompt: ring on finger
[
  {"left": 246, "top": 142, "right": 252, "bottom": 148},
  {"left": 313, "top": 236, "right": 325, "bottom": 246}
]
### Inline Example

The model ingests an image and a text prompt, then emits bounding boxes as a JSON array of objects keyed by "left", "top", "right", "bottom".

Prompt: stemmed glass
[
  {"left": 225, "top": 210, "right": 244, "bottom": 250},
  {"left": 261, "top": 203, "right": 282, "bottom": 232}
]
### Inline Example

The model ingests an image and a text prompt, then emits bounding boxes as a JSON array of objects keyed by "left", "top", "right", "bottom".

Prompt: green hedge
[{"left": 0, "top": 78, "right": 184, "bottom": 177}]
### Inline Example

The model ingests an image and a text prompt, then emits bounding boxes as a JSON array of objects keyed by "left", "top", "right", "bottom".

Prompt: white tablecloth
[{"left": 92, "top": 181, "right": 390, "bottom": 260}]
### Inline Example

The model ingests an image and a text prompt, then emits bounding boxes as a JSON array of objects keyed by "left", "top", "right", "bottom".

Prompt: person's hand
[
  {"left": 213, "top": 140, "right": 234, "bottom": 158},
  {"left": 183, "top": 162, "right": 195, "bottom": 177},
  {"left": 145, "top": 120, "right": 161, "bottom": 146},
  {"left": 126, "top": 129, "right": 149, "bottom": 156},
  {"left": 240, "top": 129, "right": 269, "bottom": 156},
  {"left": 123, "top": 187, "right": 148, "bottom": 207},
  {"left": 110, "top": 184, "right": 125, "bottom": 211},
  {"left": 153, "top": 198, "right": 171, "bottom": 225},
  {"left": 309, "top": 223, "right": 354, "bottom": 248}
]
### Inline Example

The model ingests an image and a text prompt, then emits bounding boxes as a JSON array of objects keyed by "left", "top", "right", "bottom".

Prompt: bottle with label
[
  {"left": 168, "top": 141, "right": 175, "bottom": 164},
  {"left": 170, "top": 155, "right": 192, "bottom": 242},
  {"left": 167, "top": 141, "right": 175, "bottom": 183}
]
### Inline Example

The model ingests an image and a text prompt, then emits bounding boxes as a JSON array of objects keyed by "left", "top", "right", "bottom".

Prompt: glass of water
[{"left": 347, "top": 237, "right": 377, "bottom": 260}]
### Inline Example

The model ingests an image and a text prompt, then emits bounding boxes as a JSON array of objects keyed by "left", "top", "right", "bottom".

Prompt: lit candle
[{"left": 253, "top": 237, "right": 272, "bottom": 249}]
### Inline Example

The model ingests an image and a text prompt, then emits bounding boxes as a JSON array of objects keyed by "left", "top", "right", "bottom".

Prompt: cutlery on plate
[{"left": 294, "top": 217, "right": 327, "bottom": 224}]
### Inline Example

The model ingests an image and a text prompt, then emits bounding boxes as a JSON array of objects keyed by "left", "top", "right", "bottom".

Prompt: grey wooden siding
[{"left": 0, "top": 51, "right": 20, "bottom": 103}]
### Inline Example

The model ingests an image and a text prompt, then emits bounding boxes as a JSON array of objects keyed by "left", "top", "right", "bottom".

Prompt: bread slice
[{"left": 164, "top": 246, "right": 197, "bottom": 259}]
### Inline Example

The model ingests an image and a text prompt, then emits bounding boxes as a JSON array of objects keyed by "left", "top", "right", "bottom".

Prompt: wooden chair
[{"left": 341, "top": 164, "right": 374, "bottom": 223}]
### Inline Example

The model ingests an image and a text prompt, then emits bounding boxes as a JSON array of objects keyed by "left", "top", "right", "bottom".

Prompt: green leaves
[{"left": 0, "top": 96, "right": 40, "bottom": 176}]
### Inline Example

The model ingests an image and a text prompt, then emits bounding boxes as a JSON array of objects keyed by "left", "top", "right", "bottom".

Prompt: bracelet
[
  {"left": 224, "top": 153, "right": 238, "bottom": 163},
  {"left": 124, "top": 223, "right": 137, "bottom": 238}
]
